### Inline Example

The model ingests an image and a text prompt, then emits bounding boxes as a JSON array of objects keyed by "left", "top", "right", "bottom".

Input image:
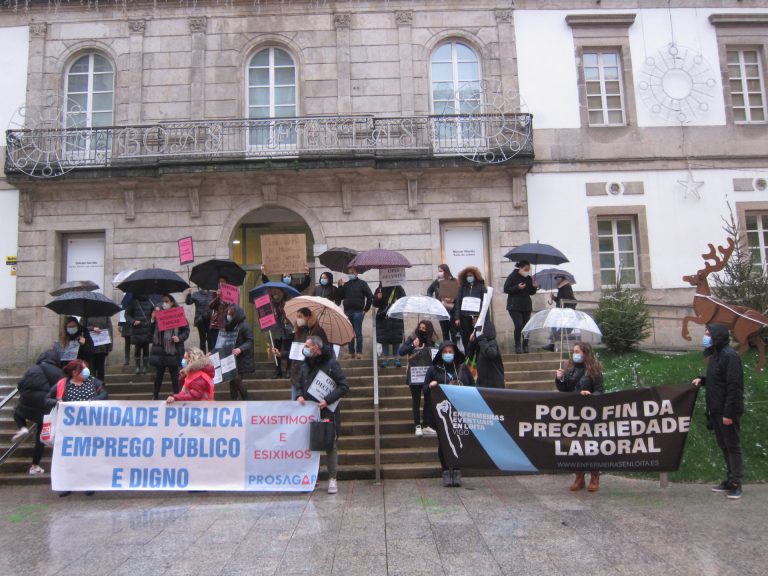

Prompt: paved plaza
[{"left": 1, "top": 474, "right": 765, "bottom": 576}]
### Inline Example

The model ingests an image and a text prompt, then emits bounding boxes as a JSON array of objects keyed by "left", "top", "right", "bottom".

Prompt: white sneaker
[
  {"left": 415, "top": 425, "right": 423, "bottom": 437},
  {"left": 29, "top": 465, "right": 45, "bottom": 475},
  {"left": 327, "top": 478, "right": 338, "bottom": 494},
  {"left": 422, "top": 426, "right": 438, "bottom": 437},
  {"left": 11, "top": 427, "right": 29, "bottom": 443}
]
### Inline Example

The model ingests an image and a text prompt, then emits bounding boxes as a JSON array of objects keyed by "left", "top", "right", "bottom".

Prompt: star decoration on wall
[{"left": 677, "top": 170, "right": 704, "bottom": 200}]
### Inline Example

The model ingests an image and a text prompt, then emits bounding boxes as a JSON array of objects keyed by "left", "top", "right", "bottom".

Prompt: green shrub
[{"left": 594, "top": 284, "right": 651, "bottom": 353}]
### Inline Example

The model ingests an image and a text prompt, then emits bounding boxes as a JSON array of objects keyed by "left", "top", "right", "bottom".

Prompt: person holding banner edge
[
  {"left": 399, "top": 320, "right": 438, "bottom": 437},
  {"left": 555, "top": 342, "right": 604, "bottom": 492},
  {"left": 295, "top": 335, "right": 349, "bottom": 494},
  {"left": 692, "top": 323, "right": 744, "bottom": 500},
  {"left": 428, "top": 341, "right": 475, "bottom": 487}
]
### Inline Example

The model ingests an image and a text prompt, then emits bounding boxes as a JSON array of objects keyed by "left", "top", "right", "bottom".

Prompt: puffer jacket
[
  {"left": 504, "top": 268, "right": 538, "bottom": 312},
  {"left": 174, "top": 360, "right": 216, "bottom": 401},
  {"left": 221, "top": 305, "right": 255, "bottom": 375},
  {"left": 699, "top": 323, "right": 744, "bottom": 418},
  {"left": 425, "top": 341, "right": 475, "bottom": 390},
  {"left": 15, "top": 349, "right": 62, "bottom": 421},
  {"left": 295, "top": 344, "right": 349, "bottom": 436},
  {"left": 465, "top": 320, "right": 505, "bottom": 389},
  {"left": 149, "top": 308, "right": 190, "bottom": 368}
]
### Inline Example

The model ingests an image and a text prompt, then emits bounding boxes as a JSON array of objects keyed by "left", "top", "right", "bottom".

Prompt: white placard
[
  {"left": 410, "top": 365, "right": 429, "bottom": 385},
  {"left": 209, "top": 352, "right": 220, "bottom": 367},
  {"left": 380, "top": 267, "right": 406, "bottom": 288},
  {"left": 461, "top": 296, "right": 481, "bottom": 313},
  {"left": 474, "top": 287, "right": 494, "bottom": 333},
  {"left": 306, "top": 369, "right": 339, "bottom": 412},
  {"left": 51, "top": 401, "right": 321, "bottom": 492},
  {"left": 333, "top": 344, "right": 341, "bottom": 358},
  {"left": 118, "top": 310, "right": 126, "bottom": 323},
  {"left": 58, "top": 340, "right": 80, "bottom": 362},
  {"left": 431, "top": 347, "right": 439, "bottom": 360},
  {"left": 220, "top": 354, "right": 237, "bottom": 374},
  {"left": 213, "top": 367, "right": 223, "bottom": 385},
  {"left": 89, "top": 330, "right": 112, "bottom": 347},
  {"left": 289, "top": 341, "right": 305, "bottom": 361}
]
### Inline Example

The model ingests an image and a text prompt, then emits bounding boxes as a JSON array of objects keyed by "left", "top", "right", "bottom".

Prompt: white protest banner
[
  {"left": 220, "top": 354, "right": 237, "bottom": 374},
  {"left": 51, "top": 401, "right": 321, "bottom": 492},
  {"left": 410, "top": 365, "right": 429, "bottom": 385},
  {"left": 289, "top": 341, "right": 305, "bottom": 361},
  {"left": 461, "top": 296, "right": 481, "bottom": 313},
  {"left": 380, "top": 267, "right": 406, "bottom": 288},
  {"left": 90, "top": 330, "right": 112, "bottom": 347},
  {"left": 307, "top": 369, "right": 339, "bottom": 412},
  {"left": 474, "top": 287, "right": 494, "bottom": 334}
]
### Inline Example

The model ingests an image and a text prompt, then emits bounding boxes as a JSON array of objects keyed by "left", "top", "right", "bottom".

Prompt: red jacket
[{"left": 174, "top": 364, "right": 215, "bottom": 401}]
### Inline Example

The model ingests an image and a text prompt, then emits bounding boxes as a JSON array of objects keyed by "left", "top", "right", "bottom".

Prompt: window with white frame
[
  {"left": 598, "top": 217, "right": 639, "bottom": 286},
  {"left": 247, "top": 47, "right": 297, "bottom": 147},
  {"left": 430, "top": 41, "right": 481, "bottom": 146},
  {"left": 746, "top": 212, "right": 768, "bottom": 270},
  {"left": 65, "top": 53, "right": 114, "bottom": 152},
  {"left": 727, "top": 48, "right": 766, "bottom": 123},
  {"left": 583, "top": 50, "right": 625, "bottom": 126}
]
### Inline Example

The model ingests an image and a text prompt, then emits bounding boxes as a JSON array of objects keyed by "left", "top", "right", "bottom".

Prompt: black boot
[
  {"left": 142, "top": 360, "right": 149, "bottom": 375},
  {"left": 523, "top": 340, "right": 530, "bottom": 354},
  {"left": 514, "top": 344, "right": 522, "bottom": 354},
  {"left": 135, "top": 359, "right": 141, "bottom": 375}
]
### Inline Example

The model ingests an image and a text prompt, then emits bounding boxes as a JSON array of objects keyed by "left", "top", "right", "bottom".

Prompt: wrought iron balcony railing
[{"left": 4, "top": 113, "right": 533, "bottom": 178}]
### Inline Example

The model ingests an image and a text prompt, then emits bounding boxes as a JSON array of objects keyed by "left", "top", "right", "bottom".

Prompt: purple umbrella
[{"left": 346, "top": 249, "right": 412, "bottom": 272}]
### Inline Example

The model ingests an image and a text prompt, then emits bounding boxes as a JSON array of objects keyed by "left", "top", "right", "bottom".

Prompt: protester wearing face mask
[
  {"left": 48, "top": 358, "right": 107, "bottom": 498},
  {"left": 555, "top": 342, "right": 604, "bottom": 492},
  {"left": 126, "top": 294, "right": 155, "bottom": 375},
  {"left": 54, "top": 316, "right": 94, "bottom": 368},
  {"left": 313, "top": 271, "right": 339, "bottom": 303},
  {"left": 399, "top": 320, "right": 438, "bottom": 437},
  {"left": 167, "top": 348, "right": 215, "bottom": 403},
  {"left": 207, "top": 276, "right": 232, "bottom": 354},
  {"left": 260, "top": 263, "right": 311, "bottom": 293},
  {"left": 453, "top": 266, "right": 487, "bottom": 351},
  {"left": 273, "top": 307, "right": 329, "bottom": 400},
  {"left": 149, "top": 295, "right": 189, "bottom": 400},
  {"left": 427, "top": 264, "right": 458, "bottom": 343},
  {"left": 504, "top": 260, "right": 539, "bottom": 354},
  {"left": 427, "top": 342, "right": 475, "bottom": 487},
  {"left": 337, "top": 266, "right": 373, "bottom": 359},
  {"left": 294, "top": 335, "right": 349, "bottom": 494},
  {"left": 373, "top": 282, "right": 406, "bottom": 368},
  {"left": 221, "top": 305, "right": 255, "bottom": 400},
  {"left": 264, "top": 287, "right": 294, "bottom": 378}
]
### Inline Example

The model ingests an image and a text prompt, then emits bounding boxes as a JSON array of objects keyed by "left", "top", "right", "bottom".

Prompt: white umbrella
[
  {"left": 522, "top": 308, "right": 602, "bottom": 366},
  {"left": 112, "top": 269, "right": 137, "bottom": 286},
  {"left": 386, "top": 295, "right": 450, "bottom": 320}
]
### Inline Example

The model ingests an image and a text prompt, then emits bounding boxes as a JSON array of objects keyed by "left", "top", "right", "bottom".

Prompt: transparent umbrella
[
  {"left": 522, "top": 308, "right": 602, "bottom": 366},
  {"left": 386, "top": 296, "right": 450, "bottom": 321}
]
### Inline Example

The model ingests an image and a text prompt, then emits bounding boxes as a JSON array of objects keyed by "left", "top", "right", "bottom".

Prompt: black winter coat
[
  {"left": 185, "top": 290, "right": 213, "bottom": 326},
  {"left": 149, "top": 309, "right": 190, "bottom": 368},
  {"left": 453, "top": 282, "right": 487, "bottom": 320},
  {"left": 553, "top": 283, "right": 576, "bottom": 309},
  {"left": 374, "top": 285, "right": 405, "bottom": 344},
  {"left": 15, "top": 350, "right": 62, "bottom": 421},
  {"left": 339, "top": 278, "right": 373, "bottom": 313},
  {"left": 125, "top": 296, "right": 156, "bottom": 345},
  {"left": 220, "top": 305, "right": 255, "bottom": 375},
  {"left": 87, "top": 316, "right": 113, "bottom": 355},
  {"left": 295, "top": 345, "right": 350, "bottom": 435},
  {"left": 700, "top": 324, "right": 744, "bottom": 418},
  {"left": 465, "top": 320, "right": 505, "bottom": 389},
  {"left": 504, "top": 269, "right": 538, "bottom": 312},
  {"left": 555, "top": 363, "right": 604, "bottom": 394},
  {"left": 425, "top": 342, "right": 475, "bottom": 390}
]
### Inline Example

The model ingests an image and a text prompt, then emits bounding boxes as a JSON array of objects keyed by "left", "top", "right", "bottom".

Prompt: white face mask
[
  {"left": 519, "top": 269, "right": 529, "bottom": 278},
  {"left": 296, "top": 318, "right": 306, "bottom": 327},
  {"left": 437, "top": 271, "right": 445, "bottom": 280},
  {"left": 162, "top": 302, "right": 172, "bottom": 310}
]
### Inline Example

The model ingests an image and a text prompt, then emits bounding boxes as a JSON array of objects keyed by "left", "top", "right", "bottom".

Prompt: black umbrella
[
  {"left": 49, "top": 280, "right": 100, "bottom": 296},
  {"left": 504, "top": 242, "right": 569, "bottom": 266},
  {"left": 190, "top": 259, "right": 246, "bottom": 289},
  {"left": 117, "top": 268, "right": 189, "bottom": 295},
  {"left": 533, "top": 268, "right": 576, "bottom": 291},
  {"left": 319, "top": 247, "right": 359, "bottom": 273},
  {"left": 46, "top": 290, "right": 121, "bottom": 318}
]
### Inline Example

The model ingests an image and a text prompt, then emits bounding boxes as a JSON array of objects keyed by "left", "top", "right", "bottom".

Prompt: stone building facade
[{"left": 2, "top": 0, "right": 768, "bottom": 365}]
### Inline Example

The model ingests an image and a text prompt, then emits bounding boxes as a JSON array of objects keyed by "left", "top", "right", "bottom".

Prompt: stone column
[
  {"left": 395, "top": 11, "right": 415, "bottom": 116},
  {"left": 334, "top": 13, "right": 352, "bottom": 115},
  {"left": 494, "top": 9, "right": 520, "bottom": 110},
  {"left": 189, "top": 17, "right": 207, "bottom": 120},
  {"left": 125, "top": 20, "right": 146, "bottom": 124},
  {"left": 26, "top": 23, "right": 47, "bottom": 111}
]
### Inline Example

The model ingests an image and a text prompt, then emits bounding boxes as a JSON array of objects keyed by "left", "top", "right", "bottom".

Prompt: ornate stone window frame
[
  {"left": 566, "top": 13, "right": 637, "bottom": 128},
  {"left": 710, "top": 14, "right": 768, "bottom": 126},
  {"left": 588, "top": 205, "right": 650, "bottom": 290}
]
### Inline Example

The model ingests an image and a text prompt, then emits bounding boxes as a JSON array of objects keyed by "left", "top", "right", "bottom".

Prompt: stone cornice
[
  {"left": 565, "top": 13, "right": 636, "bottom": 29},
  {"left": 709, "top": 13, "right": 768, "bottom": 28}
]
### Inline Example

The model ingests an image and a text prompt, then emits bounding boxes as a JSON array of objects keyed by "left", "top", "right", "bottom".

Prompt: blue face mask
[
  {"left": 320, "top": 278, "right": 328, "bottom": 286},
  {"left": 226, "top": 315, "right": 234, "bottom": 324},
  {"left": 80, "top": 367, "right": 91, "bottom": 379},
  {"left": 66, "top": 327, "right": 78, "bottom": 336},
  {"left": 703, "top": 335, "right": 713, "bottom": 348},
  {"left": 466, "top": 275, "right": 475, "bottom": 285},
  {"left": 181, "top": 358, "right": 188, "bottom": 368},
  {"left": 283, "top": 276, "right": 292, "bottom": 284},
  {"left": 442, "top": 353, "right": 454, "bottom": 363},
  {"left": 302, "top": 346, "right": 313, "bottom": 358},
  {"left": 348, "top": 275, "right": 357, "bottom": 281},
  {"left": 573, "top": 353, "right": 583, "bottom": 363}
]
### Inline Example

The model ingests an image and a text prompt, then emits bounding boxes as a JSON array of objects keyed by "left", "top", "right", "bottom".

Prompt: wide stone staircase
[{"left": 0, "top": 352, "right": 560, "bottom": 485}]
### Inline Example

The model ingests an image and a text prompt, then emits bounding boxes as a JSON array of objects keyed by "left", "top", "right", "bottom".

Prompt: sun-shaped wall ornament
[{"left": 638, "top": 43, "right": 718, "bottom": 124}]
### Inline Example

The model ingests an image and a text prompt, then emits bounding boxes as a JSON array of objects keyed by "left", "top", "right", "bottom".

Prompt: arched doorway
[{"left": 231, "top": 206, "right": 315, "bottom": 360}]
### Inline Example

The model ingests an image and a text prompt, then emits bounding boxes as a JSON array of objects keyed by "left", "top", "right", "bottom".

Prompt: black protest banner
[{"left": 432, "top": 384, "right": 698, "bottom": 472}]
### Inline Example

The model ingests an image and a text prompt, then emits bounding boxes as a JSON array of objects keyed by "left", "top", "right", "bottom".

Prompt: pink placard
[
  {"left": 255, "top": 294, "right": 277, "bottom": 330},
  {"left": 178, "top": 237, "right": 194, "bottom": 265},
  {"left": 219, "top": 282, "right": 239, "bottom": 304},
  {"left": 155, "top": 307, "right": 189, "bottom": 332}
]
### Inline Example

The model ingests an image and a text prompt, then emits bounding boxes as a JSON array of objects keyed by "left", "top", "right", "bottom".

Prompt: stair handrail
[{"left": 0, "top": 387, "right": 34, "bottom": 466}]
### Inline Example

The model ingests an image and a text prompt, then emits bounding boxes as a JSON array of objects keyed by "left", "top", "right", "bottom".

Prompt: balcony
[{"left": 4, "top": 113, "right": 534, "bottom": 178}]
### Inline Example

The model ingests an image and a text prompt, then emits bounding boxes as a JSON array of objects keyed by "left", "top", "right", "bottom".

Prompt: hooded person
[
  {"left": 11, "top": 349, "right": 63, "bottom": 475},
  {"left": 222, "top": 304, "right": 255, "bottom": 400},
  {"left": 465, "top": 318, "right": 505, "bottom": 389},
  {"left": 167, "top": 348, "right": 216, "bottom": 403},
  {"left": 294, "top": 335, "right": 350, "bottom": 494},
  {"left": 426, "top": 340, "right": 475, "bottom": 488},
  {"left": 453, "top": 266, "right": 487, "bottom": 351},
  {"left": 313, "top": 271, "right": 339, "bottom": 303},
  {"left": 692, "top": 323, "right": 745, "bottom": 499}
]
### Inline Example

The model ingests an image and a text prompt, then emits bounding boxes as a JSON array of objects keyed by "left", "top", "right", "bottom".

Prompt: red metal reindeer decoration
[{"left": 682, "top": 237, "right": 768, "bottom": 371}]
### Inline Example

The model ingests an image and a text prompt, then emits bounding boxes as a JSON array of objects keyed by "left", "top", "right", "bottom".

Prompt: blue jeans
[{"left": 347, "top": 310, "right": 365, "bottom": 354}]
